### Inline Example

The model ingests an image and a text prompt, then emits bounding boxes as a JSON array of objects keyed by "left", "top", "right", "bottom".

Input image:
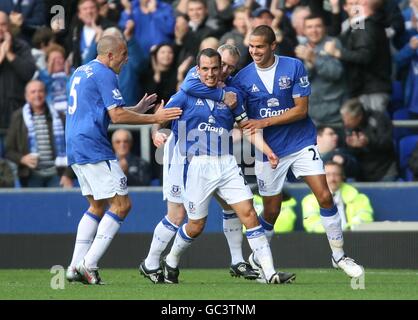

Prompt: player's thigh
[
  {"left": 167, "top": 201, "right": 187, "bottom": 226},
  {"left": 291, "top": 145, "right": 325, "bottom": 179},
  {"left": 182, "top": 159, "right": 217, "bottom": 220},
  {"left": 254, "top": 158, "right": 290, "bottom": 197}
]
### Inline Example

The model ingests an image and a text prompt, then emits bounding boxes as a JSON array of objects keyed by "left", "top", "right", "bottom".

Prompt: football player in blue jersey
[
  {"left": 234, "top": 25, "right": 364, "bottom": 279},
  {"left": 65, "top": 35, "right": 182, "bottom": 285},
  {"left": 140, "top": 45, "right": 260, "bottom": 283},
  {"left": 155, "top": 48, "right": 295, "bottom": 284}
]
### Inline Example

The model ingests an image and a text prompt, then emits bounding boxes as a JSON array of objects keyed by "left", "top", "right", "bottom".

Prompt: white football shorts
[
  {"left": 162, "top": 134, "right": 184, "bottom": 204},
  {"left": 183, "top": 154, "right": 253, "bottom": 220},
  {"left": 72, "top": 159, "right": 128, "bottom": 200},
  {"left": 255, "top": 144, "right": 325, "bottom": 196}
]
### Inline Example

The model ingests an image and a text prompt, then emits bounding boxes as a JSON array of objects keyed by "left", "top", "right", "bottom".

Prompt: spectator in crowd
[
  {"left": 302, "top": 161, "right": 374, "bottom": 232},
  {"left": 317, "top": 125, "right": 359, "bottom": 179},
  {"left": 31, "top": 26, "right": 56, "bottom": 71},
  {"left": 97, "top": 0, "right": 122, "bottom": 24},
  {"left": 290, "top": 5, "right": 310, "bottom": 44},
  {"left": 38, "top": 44, "right": 71, "bottom": 119},
  {"left": 140, "top": 43, "right": 179, "bottom": 103},
  {"left": 112, "top": 129, "right": 152, "bottom": 186},
  {"left": 66, "top": 0, "right": 115, "bottom": 68},
  {"left": 0, "top": 0, "right": 46, "bottom": 43},
  {"left": 0, "top": 157, "right": 14, "bottom": 188},
  {"left": 199, "top": 36, "right": 220, "bottom": 50},
  {"left": 305, "top": 0, "right": 343, "bottom": 36},
  {"left": 253, "top": 190, "right": 297, "bottom": 233},
  {"left": 5, "top": 80, "right": 73, "bottom": 188},
  {"left": 175, "top": 0, "right": 234, "bottom": 37},
  {"left": 324, "top": 0, "right": 392, "bottom": 113},
  {"left": 0, "top": 11, "right": 37, "bottom": 131},
  {"left": 219, "top": 6, "right": 251, "bottom": 70},
  {"left": 119, "top": 0, "right": 175, "bottom": 56},
  {"left": 295, "top": 14, "right": 345, "bottom": 126},
  {"left": 340, "top": 98, "right": 398, "bottom": 182}
]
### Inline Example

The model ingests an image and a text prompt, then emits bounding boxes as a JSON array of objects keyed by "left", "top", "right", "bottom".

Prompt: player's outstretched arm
[
  {"left": 108, "top": 102, "right": 182, "bottom": 125},
  {"left": 151, "top": 123, "right": 170, "bottom": 148},
  {"left": 241, "top": 96, "right": 309, "bottom": 132}
]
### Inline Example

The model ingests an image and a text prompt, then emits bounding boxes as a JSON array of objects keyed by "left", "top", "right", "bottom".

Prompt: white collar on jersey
[{"left": 255, "top": 55, "right": 279, "bottom": 72}]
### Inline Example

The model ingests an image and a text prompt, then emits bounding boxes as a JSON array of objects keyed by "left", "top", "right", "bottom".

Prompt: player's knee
[
  {"left": 167, "top": 203, "right": 186, "bottom": 226},
  {"left": 186, "top": 220, "right": 205, "bottom": 238},
  {"left": 118, "top": 198, "right": 132, "bottom": 216}
]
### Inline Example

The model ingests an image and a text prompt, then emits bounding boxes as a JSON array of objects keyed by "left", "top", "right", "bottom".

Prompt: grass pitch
[{"left": 0, "top": 268, "right": 417, "bottom": 300}]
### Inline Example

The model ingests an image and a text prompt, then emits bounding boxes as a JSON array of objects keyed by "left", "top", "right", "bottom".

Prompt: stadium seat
[
  {"left": 398, "top": 135, "right": 418, "bottom": 181},
  {"left": 389, "top": 80, "right": 404, "bottom": 114},
  {"left": 392, "top": 109, "right": 413, "bottom": 143}
]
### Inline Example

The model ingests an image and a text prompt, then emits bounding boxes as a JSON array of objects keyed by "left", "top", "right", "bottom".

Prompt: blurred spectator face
[
  {"left": 286, "top": 0, "right": 301, "bottom": 7},
  {"left": 233, "top": 10, "right": 248, "bottom": 34},
  {"left": 344, "top": 0, "right": 361, "bottom": 19},
  {"left": 97, "top": 0, "right": 109, "bottom": 17},
  {"left": 112, "top": 129, "right": 132, "bottom": 158},
  {"left": 317, "top": 127, "right": 338, "bottom": 153},
  {"left": 341, "top": 111, "right": 363, "bottom": 130},
  {"left": 0, "top": 11, "right": 10, "bottom": 42},
  {"left": 155, "top": 45, "right": 174, "bottom": 68},
  {"left": 220, "top": 50, "right": 239, "bottom": 82},
  {"left": 187, "top": 1, "right": 207, "bottom": 25},
  {"left": 78, "top": 0, "right": 98, "bottom": 26},
  {"left": 25, "top": 81, "right": 46, "bottom": 112},
  {"left": 304, "top": 17, "right": 325, "bottom": 45},
  {"left": 48, "top": 50, "right": 66, "bottom": 73},
  {"left": 252, "top": 12, "right": 274, "bottom": 28},
  {"left": 292, "top": 8, "right": 311, "bottom": 36},
  {"left": 325, "top": 163, "right": 344, "bottom": 193}
]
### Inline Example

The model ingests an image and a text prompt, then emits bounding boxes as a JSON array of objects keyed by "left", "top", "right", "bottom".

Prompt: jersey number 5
[{"left": 68, "top": 76, "right": 81, "bottom": 115}]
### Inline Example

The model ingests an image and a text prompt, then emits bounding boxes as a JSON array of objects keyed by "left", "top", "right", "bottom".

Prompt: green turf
[{"left": 0, "top": 268, "right": 417, "bottom": 300}]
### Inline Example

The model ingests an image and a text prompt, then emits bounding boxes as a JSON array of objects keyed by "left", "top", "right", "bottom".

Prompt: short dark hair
[
  {"left": 304, "top": 14, "right": 325, "bottom": 25},
  {"left": 32, "top": 27, "right": 55, "bottom": 49},
  {"left": 251, "top": 25, "right": 276, "bottom": 45},
  {"left": 316, "top": 125, "right": 333, "bottom": 136},
  {"left": 196, "top": 48, "right": 221, "bottom": 67}
]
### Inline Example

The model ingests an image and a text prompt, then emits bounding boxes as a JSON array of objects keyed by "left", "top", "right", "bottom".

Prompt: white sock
[
  {"left": 222, "top": 211, "right": 244, "bottom": 265},
  {"left": 69, "top": 212, "right": 100, "bottom": 268},
  {"left": 83, "top": 211, "right": 123, "bottom": 269},
  {"left": 246, "top": 226, "right": 276, "bottom": 281},
  {"left": 145, "top": 215, "right": 179, "bottom": 269},
  {"left": 254, "top": 215, "right": 274, "bottom": 264},
  {"left": 166, "top": 224, "right": 194, "bottom": 268},
  {"left": 320, "top": 205, "right": 345, "bottom": 262}
]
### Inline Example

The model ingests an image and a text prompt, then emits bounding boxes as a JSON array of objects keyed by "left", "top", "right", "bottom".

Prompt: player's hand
[
  {"left": 240, "top": 119, "right": 267, "bottom": 133},
  {"left": 154, "top": 100, "right": 182, "bottom": 123},
  {"left": 133, "top": 93, "right": 158, "bottom": 114},
  {"left": 152, "top": 131, "right": 168, "bottom": 148},
  {"left": 267, "top": 152, "right": 279, "bottom": 169},
  {"left": 223, "top": 91, "right": 237, "bottom": 108}
]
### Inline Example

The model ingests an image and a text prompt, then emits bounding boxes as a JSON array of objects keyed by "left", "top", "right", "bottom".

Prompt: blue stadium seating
[
  {"left": 393, "top": 109, "right": 413, "bottom": 142},
  {"left": 398, "top": 135, "right": 418, "bottom": 181}
]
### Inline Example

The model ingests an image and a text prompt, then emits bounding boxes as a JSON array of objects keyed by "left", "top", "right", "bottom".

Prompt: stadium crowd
[{"left": 0, "top": 0, "right": 418, "bottom": 189}]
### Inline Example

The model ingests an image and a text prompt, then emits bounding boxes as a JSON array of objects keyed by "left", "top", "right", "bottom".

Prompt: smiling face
[
  {"left": 304, "top": 17, "right": 325, "bottom": 45},
  {"left": 78, "top": 0, "right": 98, "bottom": 26},
  {"left": 249, "top": 34, "right": 276, "bottom": 68},
  {"left": 25, "top": 81, "right": 46, "bottom": 113},
  {"left": 197, "top": 54, "right": 221, "bottom": 88}
]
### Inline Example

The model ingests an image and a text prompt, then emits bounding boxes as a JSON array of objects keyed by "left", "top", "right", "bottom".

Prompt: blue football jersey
[
  {"left": 165, "top": 88, "right": 246, "bottom": 157},
  {"left": 231, "top": 55, "right": 317, "bottom": 160},
  {"left": 65, "top": 59, "right": 126, "bottom": 165}
]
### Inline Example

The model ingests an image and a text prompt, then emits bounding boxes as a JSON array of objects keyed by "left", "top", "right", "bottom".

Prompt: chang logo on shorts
[
  {"left": 170, "top": 185, "right": 181, "bottom": 197},
  {"left": 259, "top": 107, "right": 290, "bottom": 118},
  {"left": 188, "top": 201, "right": 196, "bottom": 214},
  {"left": 120, "top": 177, "right": 127, "bottom": 190},
  {"left": 257, "top": 179, "right": 266, "bottom": 192}
]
